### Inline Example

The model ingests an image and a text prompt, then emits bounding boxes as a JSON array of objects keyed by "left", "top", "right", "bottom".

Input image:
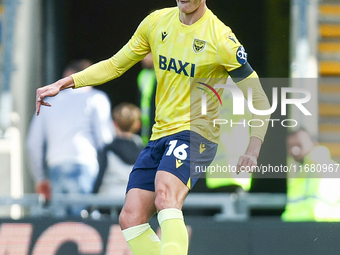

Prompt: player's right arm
[{"left": 36, "top": 14, "right": 151, "bottom": 115}]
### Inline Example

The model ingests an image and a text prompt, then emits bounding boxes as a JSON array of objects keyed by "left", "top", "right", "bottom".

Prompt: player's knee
[
  {"left": 155, "top": 197, "right": 170, "bottom": 212},
  {"left": 119, "top": 208, "right": 129, "bottom": 229},
  {"left": 119, "top": 206, "right": 139, "bottom": 229},
  {"left": 154, "top": 180, "right": 189, "bottom": 211},
  {"left": 154, "top": 186, "right": 177, "bottom": 211},
  {"left": 154, "top": 190, "right": 167, "bottom": 211}
]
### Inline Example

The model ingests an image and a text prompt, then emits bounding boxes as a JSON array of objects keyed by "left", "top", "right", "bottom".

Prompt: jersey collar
[{"left": 175, "top": 8, "right": 211, "bottom": 32}]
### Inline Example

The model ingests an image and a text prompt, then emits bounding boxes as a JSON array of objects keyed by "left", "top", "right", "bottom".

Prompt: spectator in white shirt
[{"left": 26, "top": 59, "right": 115, "bottom": 217}]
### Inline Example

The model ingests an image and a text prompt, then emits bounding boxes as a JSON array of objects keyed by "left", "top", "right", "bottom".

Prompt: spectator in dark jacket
[{"left": 93, "top": 102, "right": 144, "bottom": 197}]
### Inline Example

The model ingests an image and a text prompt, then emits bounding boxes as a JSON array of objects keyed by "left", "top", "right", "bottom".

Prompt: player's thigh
[
  {"left": 119, "top": 188, "right": 157, "bottom": 230},
  {"left": 154, "top": 131, "right": 217, "bottom": 210},
  {"left": 157, "top": 130, "right": 217, "bottom": 189},
  {"left": 126, "top": 139, "right": 162, "bottom": 193}
]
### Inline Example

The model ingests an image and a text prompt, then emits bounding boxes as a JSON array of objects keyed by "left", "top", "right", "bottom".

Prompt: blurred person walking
[{"left": 27, "top": 59, "right": 114, "bottom": 217}]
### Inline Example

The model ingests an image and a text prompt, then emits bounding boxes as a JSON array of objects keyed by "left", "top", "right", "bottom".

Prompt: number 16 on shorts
[{"left": 166, "top": 140, "right": 189, "bottom": 168}]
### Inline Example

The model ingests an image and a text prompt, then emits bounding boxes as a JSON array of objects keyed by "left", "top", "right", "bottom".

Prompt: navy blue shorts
[{"left": 126, "top": 130, "right": 218, "bottom": 192}]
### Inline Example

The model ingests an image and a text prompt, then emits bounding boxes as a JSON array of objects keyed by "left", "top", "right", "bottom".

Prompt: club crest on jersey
[
  {"left": 236, "top": 46, "right": 248, "bottom": 65},
  {"left": 193, "top": 38, "right": 206, "bottom": 53}
]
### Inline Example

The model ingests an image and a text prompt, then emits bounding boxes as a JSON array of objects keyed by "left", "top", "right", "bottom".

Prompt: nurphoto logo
[{"left": 199, "top": 82, "right": 312, "bottom": 128}]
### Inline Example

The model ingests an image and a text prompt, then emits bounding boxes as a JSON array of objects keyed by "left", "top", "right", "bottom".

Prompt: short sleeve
[
  {"left": 217, "top": 31, "right": 254, "bottom": 82},
  {"left": 217, "top": 31, "right": 248, "bottom": 72}
]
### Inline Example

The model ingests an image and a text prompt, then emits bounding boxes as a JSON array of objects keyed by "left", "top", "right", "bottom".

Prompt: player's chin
[{"left": 177, "top": 1, "right": 192, "bottom": 12}]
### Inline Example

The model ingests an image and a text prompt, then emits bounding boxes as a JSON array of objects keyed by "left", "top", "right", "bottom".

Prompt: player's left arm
[
  {"left": 218, "top": 31, "right": 271, "bottom": 172},
  {"left": 233, "top": 71, "right": 271, "bottom": 173},
  {"left": 234, "top": 71, "right": 271, "bottom": 142}
]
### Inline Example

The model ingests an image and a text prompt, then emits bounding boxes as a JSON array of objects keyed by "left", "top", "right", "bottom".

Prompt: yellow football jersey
[
  {"left": 72, "top": 7, "right": 268, "bottom": 143},
  {"left": 125, "top": 7, "right": 252, "bottom": 143}
]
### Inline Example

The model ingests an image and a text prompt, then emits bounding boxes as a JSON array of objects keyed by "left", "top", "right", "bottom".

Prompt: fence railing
[{"left": 0, "top": 192, "right": 287, "bottom": 221}]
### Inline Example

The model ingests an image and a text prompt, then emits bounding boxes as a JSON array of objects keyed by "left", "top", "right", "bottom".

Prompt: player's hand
[
  {"left": 36, "top": 84, "right": 60, "bottom": 115},
  {"left": 36, "top": 76, "right": 75, "bottom": 115},
  {"left": 237, "top": 153, "right": 258, "bottom": 175},
  {"left": 36, "top": 180, "right": 51, "bottom": 200},
  {"left": 237, "top": 137, "right": 262, "bottom": 174}
]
